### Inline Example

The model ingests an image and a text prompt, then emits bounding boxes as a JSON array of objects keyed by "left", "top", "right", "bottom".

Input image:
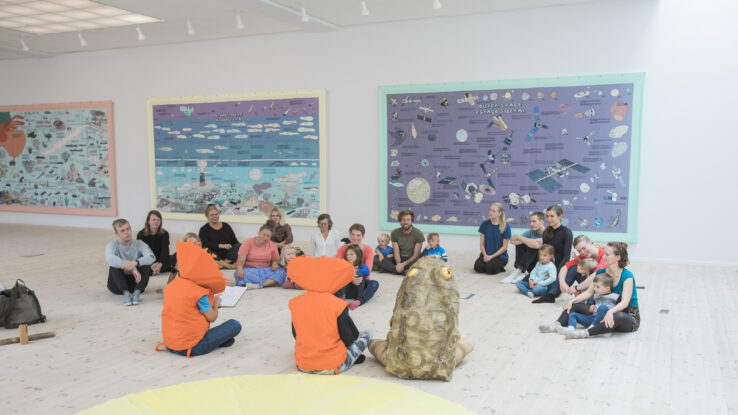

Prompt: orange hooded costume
[
  {"left": 287, "top": 256, "right": 355, "bottom": 373},
  {"left": 160, "top": 241, "right": 227, "bottom": 357}
]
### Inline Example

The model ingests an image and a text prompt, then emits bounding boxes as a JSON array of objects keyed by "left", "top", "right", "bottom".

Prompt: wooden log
[
  {"left": 19, "top": 324, "right": 28, "bottom": 344},
  {"left": 0, "top": 331, "right": 56, "bottom": 346}
]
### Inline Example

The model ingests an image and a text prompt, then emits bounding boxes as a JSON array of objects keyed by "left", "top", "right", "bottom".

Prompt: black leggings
[
  {"left": 557, "top": 304, "right": 640, "bottom": 335},
  {"left": 473, "top": 253, "right": 507, "bottom": 275},
  {"left": 514, "top": 244, "right": 538, "bottom": 273}
]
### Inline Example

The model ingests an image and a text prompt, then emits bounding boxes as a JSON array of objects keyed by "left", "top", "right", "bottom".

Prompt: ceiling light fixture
[
  {"left": 135, "top": 24, "right": 145, "bottom": 41},
  {"left": 259, "top": 0, "right": 339, "bottom": 30},
  {"left": 433, "top": 0, "right": 442, "bottom": 10},
  {"left": 186, "top": 18, "right": 195, "bottom": 35},
  {"left": 300, "top": 6, "right": 310, "bottom": 23},
  {"left": 235, "top": 14, "right": 245, "bottom": 30},
  {"left": 20, "top": 38, "right": 29, "bottom": 52},
  {"left": 361, "top": 1, "right": 370, "bottom": 16},
  {"left": 78, "top": 30, "right": 87, "bottom": 47}
]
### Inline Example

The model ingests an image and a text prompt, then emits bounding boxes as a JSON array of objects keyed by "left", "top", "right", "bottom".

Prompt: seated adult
[
  {"left": 311, "top": 213, "right": 342, "bottom": 257},
  {"left": 105, "top": 218, "right": 155, "bottom": 306},
  {"left": 378, "top": 210, "right": 424, "bottom": 275},
  {"left": 552, "top": 235, "right": 607, "bottom": 298},
  {"left": 540, "top": 242, "right": 640, "bottom": 338},
  {"left": 531, "top": 205, "right": 573, "bottom": 303},
  {"left": 474, "top": 202, "right": 511, "bottom": 275},
  {"left": 266, "top": 207, "right": 293, "bottom": 253},
  {"left": 234, "top": 225, "right": 285, "bottom": 289},
  {"left": 155, "top": 232, "right": 202, "bottom": 293},
  {"left": 136, "top": 209, "right": 171, "bottom": 275},
  {"left": 199, "top": 204, "right": 240, "bottom": 269},
  {"left": 335, "top": 223, "right": 379, "bottom": 307},
  {"left": 501, "top": 210, "right": 545, "bottom": 283}
]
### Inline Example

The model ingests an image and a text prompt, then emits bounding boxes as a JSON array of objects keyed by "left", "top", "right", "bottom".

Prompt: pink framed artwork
[{"left": 0, "top": 101, "right": 117, "bottom": 216}]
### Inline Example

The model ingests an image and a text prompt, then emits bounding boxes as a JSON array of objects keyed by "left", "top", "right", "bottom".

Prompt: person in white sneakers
[{"left": 501, "top": 211, "right": 545, "bottom": 283}]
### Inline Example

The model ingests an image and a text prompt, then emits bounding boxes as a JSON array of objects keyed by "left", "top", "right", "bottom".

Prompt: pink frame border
[{"left": 0, "top": 101, "right": 117, "bottom": 216}]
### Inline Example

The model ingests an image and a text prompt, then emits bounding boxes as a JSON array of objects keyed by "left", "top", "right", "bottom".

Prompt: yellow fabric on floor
[{"left": 79, "top": 374, "right": 473, "bottom": 414}]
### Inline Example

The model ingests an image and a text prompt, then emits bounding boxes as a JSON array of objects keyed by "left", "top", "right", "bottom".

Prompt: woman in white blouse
[{"left": 310, "top": 213, "right": 343, "bottom": 257}]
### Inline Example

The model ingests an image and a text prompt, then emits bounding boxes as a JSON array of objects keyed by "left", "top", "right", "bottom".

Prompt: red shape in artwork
[{"left": 0, "top": 115, "right": 27, "bottom": 159}]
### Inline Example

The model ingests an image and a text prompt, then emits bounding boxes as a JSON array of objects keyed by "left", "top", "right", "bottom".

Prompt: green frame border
[
  {"left": 147, "top": 89, "right": 327, "bottom": 227},
  {"left": 378, "top": 73, "right": 644, "bottom": 242}
]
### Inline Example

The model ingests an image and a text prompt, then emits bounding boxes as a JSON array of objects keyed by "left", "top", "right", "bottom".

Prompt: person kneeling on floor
[
  {"left": 158, "top": 240, "right": 241, "bottom": 357},
  {"left": 287, "top": 256, "right": 372, "bottom": 374}
]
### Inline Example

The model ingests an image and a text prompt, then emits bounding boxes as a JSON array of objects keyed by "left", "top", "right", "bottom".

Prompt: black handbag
[{"left": 0, "top": 279, "right": 46, "bottom": 329}]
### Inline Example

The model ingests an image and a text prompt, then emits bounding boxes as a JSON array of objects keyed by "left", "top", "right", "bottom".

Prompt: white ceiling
[{"left": 0, "top": 0, "right": 612, "bottom": 60}]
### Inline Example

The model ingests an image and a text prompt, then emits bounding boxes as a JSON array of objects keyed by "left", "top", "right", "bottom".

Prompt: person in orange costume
[
  {"left": 287, "top": 256, "right": 372, "bottom": 374},
  {"left": 158, "top": 241, "right": 242, "bottom": 357}
]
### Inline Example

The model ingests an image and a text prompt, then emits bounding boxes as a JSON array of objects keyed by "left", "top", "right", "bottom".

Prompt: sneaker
[
  {"left": 131, "top": 290, "right": 141, "bottom": 305},
  {"left": 566, "top": 329, "right": 589, "bottom": 339},
  {"left": 513, "top": 272, "right": 527, "bottom": 283},
  {"left": 123, "top": 291, "right": 133, "bottom": 306},
  {"left": 532, "top": 293, "right": 555, "bottom": 303},
  {"left": 218, "top": 338, "right": 235, "bottom": 348},
  {"left": 527, "top": 291, "right": 534, "bottom": 298},
  {"left": 245, "top": 283, "right": 261, "bottom": 290},
  {"left": 500, "top": 269, "right": 521, "bottom": 283},
  {"left": 556, "top": 325, "right": 574, "bottom": 335},
  {"left": 538, "top": 322, "right": 561, "bottom": 333}
]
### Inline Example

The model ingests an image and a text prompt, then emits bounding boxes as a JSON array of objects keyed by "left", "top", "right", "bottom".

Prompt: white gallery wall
[{"left": 0, "top": 0, "right": 736, "bottom": 266}]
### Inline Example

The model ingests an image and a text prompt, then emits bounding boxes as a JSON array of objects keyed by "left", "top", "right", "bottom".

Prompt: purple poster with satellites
[{"left": 379, "top": 73, "right": 644, "bottom": 242}]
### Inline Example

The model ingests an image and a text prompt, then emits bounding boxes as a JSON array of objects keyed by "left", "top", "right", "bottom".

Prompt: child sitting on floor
[
  {"left": 558, "top": 271, "right": 620, "bottom": 336},
  {"left": 158, "top": 241, "right": 241, "bottom": 357},
  {"left": 279, "top": 245, "right": 303, "bottom": 290},
  {"left": 420, "top": 232, "right": 448, "bottom": 262},
  {"left": 516, "top": 244, "right": 557, "bottom": 298},
  {"left": 373, "top": 233, "right": 394, "bottom": 271},
  {"left": 338, "top": 245, "right": 375, "bottom": 310},
  {"left": 288, "top": 256, "right": 372, "bottom": 374}
]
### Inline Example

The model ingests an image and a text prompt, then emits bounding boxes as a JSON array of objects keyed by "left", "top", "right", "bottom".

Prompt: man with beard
[{"left": 378, "top": 210, "right": 424, "bottom": 275}]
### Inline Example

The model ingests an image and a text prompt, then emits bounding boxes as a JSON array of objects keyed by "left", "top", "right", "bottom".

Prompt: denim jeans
[
  {"left": 568, "top": 305, "right": 610, "bottom": 328},
  {"left": 548, "top": 265, "right": 587, "bottom": 297},
  {"left": 516, "top": 280, "right": 548, "bottom": 296},
  {"left": 300, "top": 330, "right": 372, "bottom": 375},
  {"left": 168, "top": 319, "right": 242, "bottom": 357}
]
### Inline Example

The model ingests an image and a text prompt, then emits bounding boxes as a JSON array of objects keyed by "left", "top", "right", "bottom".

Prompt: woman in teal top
[{"left": 540, "top": 241, "right": 640, "bottom": 338}]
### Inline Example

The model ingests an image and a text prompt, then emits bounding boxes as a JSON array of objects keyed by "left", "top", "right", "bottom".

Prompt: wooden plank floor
[{"left": 0, "top": 223, "right": 736, "bottom": 414}]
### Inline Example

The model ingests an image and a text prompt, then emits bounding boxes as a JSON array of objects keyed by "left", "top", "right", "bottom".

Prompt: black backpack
[{"left": 0, "top": 279, "right": 47, "bottom": 329}]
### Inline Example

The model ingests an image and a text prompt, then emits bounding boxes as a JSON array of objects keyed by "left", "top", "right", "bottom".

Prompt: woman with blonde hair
[
  {"left": 266, "top": 207, "right": 293, "bottom": 253},
  {"left": 473, "top": 202, "right": 511, "bottom": 275}
]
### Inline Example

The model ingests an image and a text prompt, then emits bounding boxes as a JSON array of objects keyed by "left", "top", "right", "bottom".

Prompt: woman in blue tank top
[{"left": 539, "top": 241, "right": 640, "bottom": 338}]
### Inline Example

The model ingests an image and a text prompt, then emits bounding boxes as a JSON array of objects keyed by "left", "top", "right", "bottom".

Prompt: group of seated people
[{"left": 103, "top": 201, "right": 640, "bottom": 370}]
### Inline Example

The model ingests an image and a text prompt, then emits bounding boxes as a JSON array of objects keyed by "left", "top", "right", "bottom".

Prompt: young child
[
  {"left": 288, "top": 256, "right": 372, "bottom": 374},
  {"left": 279, "top": 245, "right": 303, "bottom": 290},
  {"left": 515, "top": 245, "right": 557, "bottom": 298},
  {"left": 559, "top": 272, "right": 620, "bottom": 337},
  {"left": 420, "top": 233, "right": 448, "bottom": 262},
  {"left": 338, "top": 245, "right": 372, "bottom": 310},
  {"left": 574, "top": 258, "right": 598, "bottom": 290},
  {"left": 373, "top": 233, "right": 393, "bottom": 271},
  {"left": 158, "top": 241, "right": 241, "bottom": 357}
]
